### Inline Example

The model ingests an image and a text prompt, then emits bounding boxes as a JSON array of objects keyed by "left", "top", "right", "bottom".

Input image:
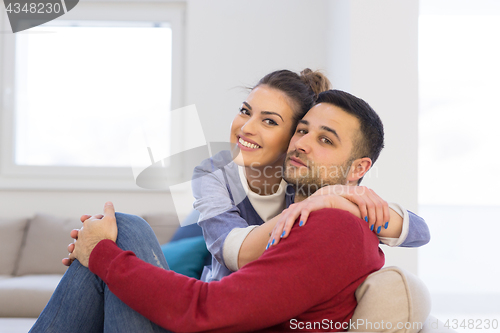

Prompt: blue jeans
[{"left": 30, "top": 213, "right": 172, "bottom": 333}]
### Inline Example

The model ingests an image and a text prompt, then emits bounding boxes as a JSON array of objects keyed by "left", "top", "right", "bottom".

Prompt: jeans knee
[
  {"left": 115, "top": 213, "right": 155, "bottom": 237},
  {"left": 114, "top": 213, "right": 166, "bottom": 267}
]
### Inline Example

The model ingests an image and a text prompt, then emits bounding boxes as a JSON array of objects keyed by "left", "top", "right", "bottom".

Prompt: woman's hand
[
  {"left": 267, "top": 185, "right": 391, "bottom": 248},
  {"left": 312, "top": 185, "right": 390, "bottom": 234},
  {"left": 267, "top": 195, "right": 339, "bottom": 248},
  {"left": 67, "top": 202, "right": 117, "bottom": 267}
]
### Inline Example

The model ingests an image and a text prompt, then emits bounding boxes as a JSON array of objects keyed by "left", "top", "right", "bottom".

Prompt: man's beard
[{"left": 283, "top": 150, "right": 353, "bottom": 198}]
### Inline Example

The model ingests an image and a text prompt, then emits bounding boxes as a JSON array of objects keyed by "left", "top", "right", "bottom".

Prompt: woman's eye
[
  {"left": 263, "top": 119, "right": 277, "bottom": 126},
  {"left": 239, "top": 108, "right": 250, "bottom": 116}
]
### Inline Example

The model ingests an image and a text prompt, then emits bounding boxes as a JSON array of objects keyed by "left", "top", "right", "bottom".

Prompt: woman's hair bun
[{"left": 300, "top": 68, "right": 331, "bottom": 98}]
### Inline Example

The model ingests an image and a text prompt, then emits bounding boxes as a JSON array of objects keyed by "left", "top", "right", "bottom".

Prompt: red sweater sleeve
[{"left": 89, "top": 209, "right": 384, "bottom": 332}]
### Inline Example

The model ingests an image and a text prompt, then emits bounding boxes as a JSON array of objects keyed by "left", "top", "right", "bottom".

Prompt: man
[{"left": 31, "top": 90, "right": 421, "bottom": 332}]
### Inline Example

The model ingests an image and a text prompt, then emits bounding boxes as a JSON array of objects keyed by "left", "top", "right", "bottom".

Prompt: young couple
[{"left": 30, "top": 69, "right": 429, "bottom": 332}]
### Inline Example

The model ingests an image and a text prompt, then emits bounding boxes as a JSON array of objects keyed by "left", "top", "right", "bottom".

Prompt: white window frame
[{"left": 0, "top": 0, "right": 186, "bottom": 190}]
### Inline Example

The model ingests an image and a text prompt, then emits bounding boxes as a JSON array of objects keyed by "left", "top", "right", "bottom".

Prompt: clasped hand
[
  {"left": 268, "top": 185, "right": 390, "bottom": 247},
  {"left": 62, "top": 202, "right": 118, "bottom": 268}
]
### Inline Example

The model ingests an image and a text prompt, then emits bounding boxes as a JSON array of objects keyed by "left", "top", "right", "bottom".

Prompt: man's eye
[
  {"left": 264, "top": 119, "right": 277, "bottom": 126},
  {"left": 296, "top": 129, "right": 307, "bottom": 134},
  {"left": 239, "top": 108, "right": 250, "bottom": 116},
  {"left": 321, "top": 137, "right": 333, "bottom": 145}
]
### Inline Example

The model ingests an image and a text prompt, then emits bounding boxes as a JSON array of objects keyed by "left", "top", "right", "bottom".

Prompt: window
[
  {"left": 419, "top": 1, "right": 500, "bottom": 328},
  {"left": 15, "top": 22, "right": 172, "bottom": 168},
  {"left": 0, "top": 1, "right": 185, "bottom": 190}
]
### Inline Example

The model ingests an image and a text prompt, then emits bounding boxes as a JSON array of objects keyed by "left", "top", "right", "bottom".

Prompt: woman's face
[{"left": 230, "top": 85, "right": 296, "bottom": 169}]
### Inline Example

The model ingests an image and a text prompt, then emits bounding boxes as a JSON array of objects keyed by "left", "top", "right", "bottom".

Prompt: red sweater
[{"left": 89, "top": 209, "right": 384, "bottom": 332}]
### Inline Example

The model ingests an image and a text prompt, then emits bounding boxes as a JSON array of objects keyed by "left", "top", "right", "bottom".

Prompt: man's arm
[{"left": 89, "top": 209, "right": 384, "bottom": 333}]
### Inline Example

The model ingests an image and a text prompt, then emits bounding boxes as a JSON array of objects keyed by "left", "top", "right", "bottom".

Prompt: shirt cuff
[
  {"left": 88, "top": 239, "right": 124, "bottom": 282},
  {"left": 223, "top": 226, "right": 259, "bottom": 272},
  {"left": 378, "top": 202, "right": 409, "bottom": 247}
]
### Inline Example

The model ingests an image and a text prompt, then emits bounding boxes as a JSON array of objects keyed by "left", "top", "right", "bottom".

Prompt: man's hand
[
  {"left": 68, "top": 202, "right": 117, "bottom": 267},
  {"left": 62, "top": 213, "right": 104, "bottom": 266}
]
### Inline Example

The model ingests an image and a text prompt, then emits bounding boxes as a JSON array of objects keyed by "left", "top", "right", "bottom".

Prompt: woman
[{"left": 192, "top": 69, "right": 429, "bottom": 282}]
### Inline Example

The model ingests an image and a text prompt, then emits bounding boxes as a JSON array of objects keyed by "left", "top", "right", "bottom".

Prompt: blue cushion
[
  {"left": 161, "top": 235, "right": 209, "bottom": 279},
  {"left": 170, "top": 210, "right": 203, "bottom": 242}
]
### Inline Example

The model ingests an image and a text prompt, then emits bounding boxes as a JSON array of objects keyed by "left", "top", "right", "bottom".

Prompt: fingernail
[
  {"left": 384, "top": 222, "right": 389, "bottom": 229},
  {"left": 266, "top": 243, "right": 270, "bottom": 250},
  {"left": 377, "top": 226, "right": 381, "bottom": 233},
  {"left": 364, "top": 216, "right": 368, "bottom": 222},
  {"left": 271, "top": 239, "right": 275, "bottom": 245},
  {"left": 370, "top": 224, "right": 374, "bottom": 231},
  {"left": 281, "top": 231, "right": 285, "bottom": 238},
  {"left": 299, "top": 221, "right": 304, "bottom": 226}
]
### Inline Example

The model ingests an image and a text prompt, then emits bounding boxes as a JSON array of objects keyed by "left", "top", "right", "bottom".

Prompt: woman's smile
[{"left": 237, "top": 135, "right": 262, "bottom": 150}]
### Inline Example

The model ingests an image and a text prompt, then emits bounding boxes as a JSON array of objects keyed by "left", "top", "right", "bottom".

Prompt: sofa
[
  {"left": 0, "top": 212, "right": 454, "bottom": 333},
  {"left": 0, "top": 212, "right": 193, "bottom": 319}
]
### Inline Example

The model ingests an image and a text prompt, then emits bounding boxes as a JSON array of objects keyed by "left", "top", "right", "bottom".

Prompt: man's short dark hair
[{"left": 315, "top": 90, "right": 384, "bottom": 182}]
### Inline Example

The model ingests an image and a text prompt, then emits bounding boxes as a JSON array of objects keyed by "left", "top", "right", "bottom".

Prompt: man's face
[{"left": 283, "top": 103, "right": 360, "bottom": 197}]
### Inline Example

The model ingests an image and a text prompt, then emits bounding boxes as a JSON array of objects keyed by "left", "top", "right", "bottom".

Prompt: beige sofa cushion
[
  {"left": 14, "top": 213, "right": 180, "bottom": 276},
  {"left": 0, "top": 218, "right": 28, "bottom": 275},
  {"left": 0, "top": 274, "right": 62, "bottom": 317},
  {"left": 0, "top": 318, "right": 37, "bottom": 333},
  {"left": 349, "top": 266, "right": 432, "bottom": 333},
  {"left": 142, "top": 213, "right": 181, "bottom": 245},
  {"left": 15, "top": 214, "right": 81, "bottom": 276}
]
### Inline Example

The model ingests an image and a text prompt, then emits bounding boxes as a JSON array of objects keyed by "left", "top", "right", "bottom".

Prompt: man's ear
[{"left": 347, "top": 157, "right": 372, "bottom": 184}]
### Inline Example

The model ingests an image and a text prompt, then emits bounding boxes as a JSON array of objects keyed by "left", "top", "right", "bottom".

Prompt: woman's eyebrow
[
  {"left": 242, "top": 102, "right": 283, "bottom": 122},
  {"left": 261, "top": 111, "right": 284, "bottom": 122}
]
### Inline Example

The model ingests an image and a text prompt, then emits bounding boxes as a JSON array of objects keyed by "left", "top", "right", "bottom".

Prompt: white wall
[
  {"left": 0, "top": 0, "right": 330, "bottom": 219},
  {"left": 0, "top": 189, "right": 177, "bottom": 219},
  {"left": 184, "top": 0, "right": 330, "bottom": 143},
  {"left": 327, "top": 0, "right": 420, "bottom": 273},
  {"left": 0, "top": 0, "right": 420, "bottom": 272}
]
